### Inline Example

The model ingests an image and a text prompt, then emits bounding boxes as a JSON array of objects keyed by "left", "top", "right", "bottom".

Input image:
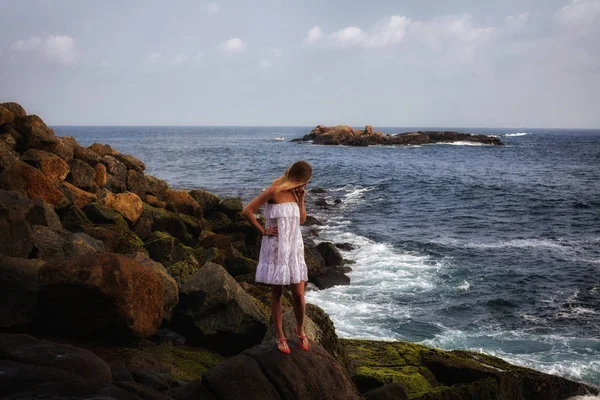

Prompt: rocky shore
[
  {"left": 291, "top": 125, "right": 504, "bottom": 146},
  {"left": 0, "top": 102, "right": 596, "bottom": 400}
]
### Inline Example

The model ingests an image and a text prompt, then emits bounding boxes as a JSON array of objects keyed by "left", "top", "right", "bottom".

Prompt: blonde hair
[{"left": 272, "top": 161, "right": 312, "bottom": 192}]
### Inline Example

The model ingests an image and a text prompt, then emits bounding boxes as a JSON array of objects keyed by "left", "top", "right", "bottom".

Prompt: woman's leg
[
  {"left": 271, "top": 285, "right": 288, "bottom": 351},
  {"left": 290, "top": 281, "right": 309, "bottom": 349}
]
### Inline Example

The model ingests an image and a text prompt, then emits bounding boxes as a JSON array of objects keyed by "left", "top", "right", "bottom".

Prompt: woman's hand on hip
[{"left": 264, "top": 226, "right": 278, "bottom": 236}]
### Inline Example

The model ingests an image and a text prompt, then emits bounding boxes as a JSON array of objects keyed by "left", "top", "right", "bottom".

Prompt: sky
[{"left": 0, "top": 0, "right": 599, "bottom": 128}]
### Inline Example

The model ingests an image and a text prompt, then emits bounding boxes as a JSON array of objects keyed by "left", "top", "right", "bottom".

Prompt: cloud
[
  {"left": 11, "top": 35, "right": 76, "bottom": 64},
  {"left": 304, "top": 26, "right": 323, "bottom": 43},
  {"left": 218, "top": 37, "right": 247, "bottom": 54},
  {"left": 325, "top": 17, "right": 412, "bottom": 49},
  {"left": 172, "top": 54, "right": 189, "bottom": 65},
  {"left": 194, "top": 52, "right": 205, "bottom": 60},
  {"left": 207, "top": 2, "right": 219, "bottom": 15},
  {"left": 504, "top": 12, "right": 529, "bottom": 32},
  {"left": 259, "top": 60, "right": 272, "bottom": 69},
  {"left": 146, "top": 52, "right": 161, "bottom": 63},
  {"left": 555, "top": 0, "right": 600, "bottom": 25},
  {"left": 99, "top": 60, "right": 112, "bottom": 67}
]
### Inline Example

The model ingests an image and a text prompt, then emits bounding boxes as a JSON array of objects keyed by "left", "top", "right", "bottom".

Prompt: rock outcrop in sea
[
  {"left": 292, "top": 125, "right": 504, "bottom": 146},
  {"left": 0, "top": 102, "right": 596, "bottom": 400}
]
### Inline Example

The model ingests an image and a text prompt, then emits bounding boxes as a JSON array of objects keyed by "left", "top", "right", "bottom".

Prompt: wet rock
[
  {"left": 37, "top": 253, "right": 165, "bottom": 339},
  {"left": 335, "top": 242, "right": 356, "bottom": 251},
  {"left": 315, "top": 198, "right": 329, "bottom": 208},
  {"left": 22, "top": 148, "right": 70, "bottom": 182},
  {"left": 317, "top": 241, "right": 345, "bottom": 266},
  {"left": 305, "top": 246, "right": 327, "bottom": 281},
  {"left": 172, "top": 262, "right": 269, "bottom": 354},
  {"left": 313, "top": 266, "right": 351, "bottom": 289},
  {"left": 304, "top": 215, "right": 324, "bottom": 226}
]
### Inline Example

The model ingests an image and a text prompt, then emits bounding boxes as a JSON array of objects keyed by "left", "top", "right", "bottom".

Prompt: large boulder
[
  {"left": 67, "top": 158, "right": 98, "bottom": 191},
  {"left": 133, "top": 203, "right": 189, "bottom": 242},
  {"left": 164, "top": 189, "right": 203, "bottom": 218},
  {"left": 0, "top": 334, "right": 112, "bottom": 397},
  {"left": 13, "top": 115, "right": 59, "bottom": 153},
  {"left": 305, "top": 246, "right": 327, "bottom": 281},
  {"left": 0, "top": 102, "right": 26, "bottom": 118},
  {"left": 172, "top": 262, "right": 269, "bottom": 354},
  {"left": 0, "top": 140, "right": 20, "bottom": 173},
  {"left": 102, "top": 155, "right": 128, "bottom": 191},
  {"left": 94, "top": 162, "right": 107, "bottom": 187},
  {"left": 25, "top": 197, "right": 63, "bottom": 232},
  {"left": 84, "top": 224, "right": 145, "bottom": 255},
  {"left": 0, "top": 189, "right": 35, "bottom": 258},
  {"left": 342, "top": 339, "right": 598, "bottom": 399},
  {"left": 216, "top": 197, "right": 243, "bottom": 217},
  {"left": 113, "top": 152, "right": 146, "bottom": 172},
  {"left": 144, "top": 231, "right": 200, "bottom": 283},
  {"left": 22, "top": 148, "right": 70, "bottom": 182},
  {"left": 103, "top": 191, "right": 143, "bottom": 224},
  {"left": 0, "top": 255, "right": 45, "bottom": 330},
  {"left": 59, "top": 181, "right": 98, "bottom": 208},
  {"left": 313, "top": 266, "right": 351, "bottom": 289},
  {"left": 317, "top": 241, "right": 344, "bottom": 266},
  {"left": 29, "top": 225, "right": 104, "bottom": 261},
  {"left": 131, "top": 253, "right": 179, "bottom": 323},
  {"left": 189, "top": 189, "right": 220, "bottom": 213},
  {"left": 200, "top": 341, "right": 361, "bottom": 400},
  {"left": 89, "top": 142, "right": 115, "bottom": 157},
  {"left": 0, "top": 161, "right": 69, "bottom": 207},
  {"left": 36, "top": 253, "right": 165, "bottom": 339},
  {"left": 0, "top": 106, "right": 15, "bottom": 125},
  {"left": 83, "top": 202, "right": 129, "bottom": 229}
]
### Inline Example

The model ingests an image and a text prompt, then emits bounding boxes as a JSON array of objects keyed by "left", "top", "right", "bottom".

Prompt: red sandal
[
  {"left": 276, "top": 337, "right": 290, "bottom": 354},
  {"left": 294, "top": 327, "right": 309, "bottom": 351}
]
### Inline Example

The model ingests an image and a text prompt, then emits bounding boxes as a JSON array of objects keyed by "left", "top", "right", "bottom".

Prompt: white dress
[{"left": 255, "top": 201, "right": 308, "bottom": 285}]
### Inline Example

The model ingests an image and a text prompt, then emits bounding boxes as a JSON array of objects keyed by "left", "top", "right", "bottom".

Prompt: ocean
[{"left": 54, "top": 125, "right": 600, "bottom": 387}]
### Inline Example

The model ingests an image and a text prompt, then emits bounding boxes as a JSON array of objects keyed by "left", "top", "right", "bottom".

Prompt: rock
[
  {"left": 305, "top": 246, "right": 327, "bottom": 281},
  {"left": 29, "top": 225, "right": 104, "bottom": 261},
  {"left": 37, "top": 253, "right": 165, "bottom": 339},
  {"left": 89, "top": 142, "right": 115, "bottom": 157},
  {"left": 57, "top": 204, "right": 93, "bottom": 232},
  {"left": 0, "top": 139, "right": 20, "bottom": 173},
  {"left": 144, "top": 231, "right": 201, "bottom": 283},
  {"left": 52, "top": 136, "right": 75, "bottom": 161},
  {"left": 225, "top": 256, "right": 258, "bottom": 277},
  {"left": 196, "top": 233, "right": 233, "bottom": 257},
  {"left": 21, "top": 150, "right": 68, "bottom": 185},
  {"left": 304, "top": 215, "right": 324, "bottom": 226},
  {"left": 343, "top": 339, "right": 599, "bottom": 399},
  {"left": 66, "top": 231, "right": 106, "bottom": 256},
  {"left": 67, "top": 158, "right": 98, "bottom": 191},
  {"left": 363, "top": 383, "right": 409, "bottom": 400},
  {"left": 103, "top": 155, "right": 128, "bottom": 192},
  {"left": 0, "top": 255, "right": 44, "bottom": 329},
  {"left": 59, "top": 181, "right": 98, "bottom": 208},
  {"left": 115, "top": 381, "right": 175, "bottom": 400},
  {"left": 67, "top": 138, "right": 102, "bottom": 165},
  {"left": 317, "top": 241, "right": 345, "bottom": 266},
  {"left": 335, "top": 242, "right": 356, "bottom": 251},
  {"left": 193, "top": 247, "right": 226, "bottom": 267},
  {"left": 25, "top": 197, "right": 63, "bottom": 232},
  {"left": 0, "top": 189, "right": 35, "bottom": 258},
  {"left": 313, "top": 266, "right": 351, "bottom": 289},
  {"left": 94, "top": 162, "right": 107, "bottom": 187},
  {"left": 189, "top": 189, "right": 221, "bottom": 213},
  {"left": 164, "top": 189, "right": 202, "bottom": 218},
  {"left": 145, "top": 175, "right": 169, "bottom": 198},
  {"left": 103, "top": 191, "right": 143, "bottom": 224},
  {"left": 14, "top": 115, "right": 60, "bottom": 153},
  {"left": 0, "top": 161, "right": 69, "bottom": 207},
  {"left": 133, "top": 203, "right": 189, "bottom": 242},
  {"left": 0, "top": 102, "right": 26, "bottom": 118},
  {"left": 174, "top": 381, "right": 218, "bottom": 400},
  {"left": 127, "top": 169, "right": 148, "bottom": 197},
  {"left": 83, "top": 202, "right": 129, "bottom": 229},
  {"left": 146, "top": 194, "right": 167, "bottom": 209},
  {"left": 0, "top": 334, "right": 111, "bottom": 396},
  {"left": 201, "top": 341, "right": 361, "bottom": 400},
  {"left": 113, "top": 152, "right": 146, "bottom": 171},
  {"left": 217, "top": 197, "right": 243, "bottom": 217},
  {"left": 204, "top": 211, "right": 232, "bottom": 231},
  {"left": 315, "top": 198, "right": 329, "bottom": 208},
  {"left": 131, "top": 253, "right": 179, "bottom": 323},
  {"left": 293, "top": 125, "right": 504, "bottom": 146},
  {"left": 2, "top": 381, "right": 146, "bottom": 400},
  {"left": 172, "top": 262, "right": 269, "bottom": 354},
  {"left": 177, "top": 213, "right": 203, "bottom": 238},
  {"left": 85, "top": 224, "right": 145, "bottom": 255},
  {"left": 310, "top": 187, "right": 327, "bottom": 194}
]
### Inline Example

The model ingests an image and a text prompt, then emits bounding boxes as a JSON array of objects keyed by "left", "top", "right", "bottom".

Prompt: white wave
[
  {"left": 569, "top": 396, "right": 600, "bottom": 399},
  {"left": 505, "top": 132, "right": 530, "bottom": 137},
  {"left": 457, "top": 280, "right": 471, "bottom": 291},
  {"left": 435, "top": 141, "right": 487, "bottom": 146}
]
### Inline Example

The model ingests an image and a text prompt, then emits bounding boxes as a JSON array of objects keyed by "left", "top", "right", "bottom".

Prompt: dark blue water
[{"left": 54, "top": 126, "right": 600, "bottom": 385}]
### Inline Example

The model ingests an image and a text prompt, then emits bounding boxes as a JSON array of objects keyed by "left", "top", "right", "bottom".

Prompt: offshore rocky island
[
  {"left": 291, "top": 125, "right": 504, "bottom": 146},
  {"left": 0, "top": 102, "right": 596, "bottom": 400}
]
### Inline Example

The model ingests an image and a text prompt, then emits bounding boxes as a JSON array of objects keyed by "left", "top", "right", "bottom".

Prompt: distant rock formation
[{"left": 292, "top": 125, "right": 504, "bottom": 146}]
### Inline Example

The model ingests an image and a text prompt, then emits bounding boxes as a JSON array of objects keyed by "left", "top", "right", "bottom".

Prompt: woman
[{"left": 241, "top": 160, "right": 312, "bottom": 354}]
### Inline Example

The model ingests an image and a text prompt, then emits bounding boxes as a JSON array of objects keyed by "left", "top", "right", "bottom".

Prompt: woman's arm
[
  {"left": 241, "top": 185, "right": 276, "bottom": 235},
  {"left": 293, "top": 186, "right": 307, "bottom": 224}
]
